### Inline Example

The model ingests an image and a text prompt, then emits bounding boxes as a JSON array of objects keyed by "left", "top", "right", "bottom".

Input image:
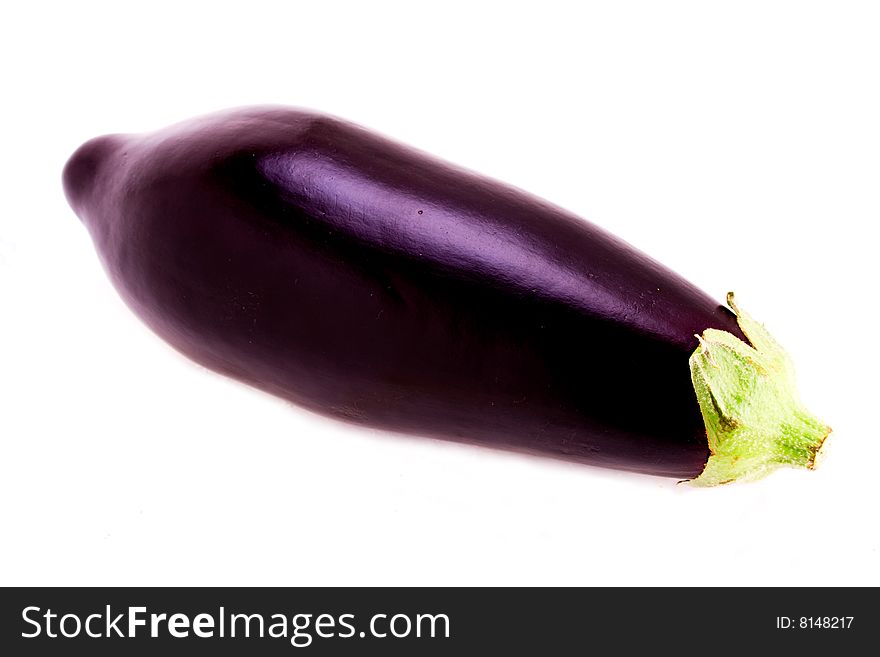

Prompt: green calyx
[{"left": 687, "top": 293, "right": 831, "bottom": 487}]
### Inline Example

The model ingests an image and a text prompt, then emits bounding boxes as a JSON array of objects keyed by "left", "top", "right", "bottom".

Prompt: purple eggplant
[{"left": 63, "top": 107, "right": 829, "bottom": 485}]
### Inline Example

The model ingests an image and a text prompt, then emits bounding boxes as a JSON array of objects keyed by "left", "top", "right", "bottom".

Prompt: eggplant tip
[{"left": 63, "top": 134, "right": 121, "bottom": 216}]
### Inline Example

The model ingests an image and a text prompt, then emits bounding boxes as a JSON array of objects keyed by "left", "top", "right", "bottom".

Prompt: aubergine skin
[{"left": 64, "top": 106, "right": 745, "bottom": 478}]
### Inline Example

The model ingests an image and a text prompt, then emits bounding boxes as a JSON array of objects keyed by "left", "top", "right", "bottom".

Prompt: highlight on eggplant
[{"left": 62, "top": 106, "right": 830, "bottom": 486}]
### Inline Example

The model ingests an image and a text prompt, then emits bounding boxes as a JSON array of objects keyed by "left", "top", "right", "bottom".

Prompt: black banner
[{"left": 0, "top": 587, "right": 874, "bottom": 654}]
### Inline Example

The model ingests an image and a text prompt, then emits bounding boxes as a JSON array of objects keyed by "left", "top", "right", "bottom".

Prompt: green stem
[{"left": 687, "top": 293, "right": 831, "bottom": 487}]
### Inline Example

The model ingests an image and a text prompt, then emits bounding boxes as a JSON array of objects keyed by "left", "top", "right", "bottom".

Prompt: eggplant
[{"left": 63, "top": 106, "right": 829, "bottom": 485}]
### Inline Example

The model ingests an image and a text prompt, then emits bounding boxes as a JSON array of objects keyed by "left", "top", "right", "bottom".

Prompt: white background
[{"left": 2, "top": 1, "right": 878, "bottom": 586}]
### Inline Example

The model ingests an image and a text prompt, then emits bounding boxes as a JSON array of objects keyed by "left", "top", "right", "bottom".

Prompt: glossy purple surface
[{"left": 64, "top": 106, "right": 743, "bottom": 478}]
